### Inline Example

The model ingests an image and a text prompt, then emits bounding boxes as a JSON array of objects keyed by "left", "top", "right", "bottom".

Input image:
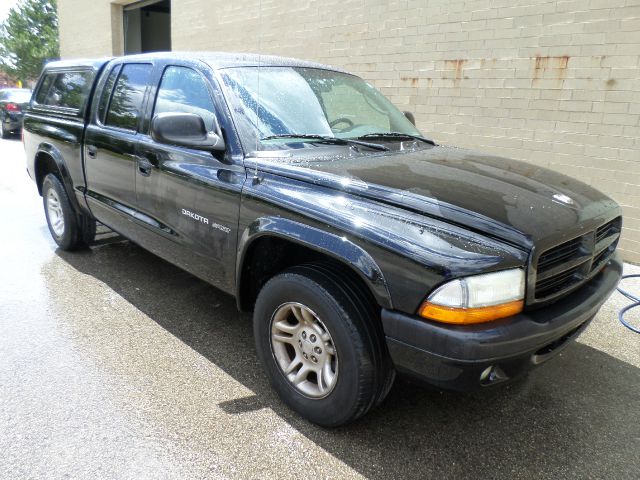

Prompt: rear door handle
[
  {"left": 137, "top": 156, "right": 155, "bottom": 176},
  {"left": 87, "top": 145, "right": 97, "bottom": 158},
  {"left": 145, "top": 152, "right": 159, "bottom": 167}
]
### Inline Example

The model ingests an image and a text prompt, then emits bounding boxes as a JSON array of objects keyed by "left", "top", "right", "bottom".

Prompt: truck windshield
[{"left": 219, "top": 66, "right": 422, "bottom": 151}]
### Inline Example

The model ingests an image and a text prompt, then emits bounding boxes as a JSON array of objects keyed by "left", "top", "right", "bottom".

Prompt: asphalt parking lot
[{"left": 1, "top": 136, "right": 638, "bottom": 479}]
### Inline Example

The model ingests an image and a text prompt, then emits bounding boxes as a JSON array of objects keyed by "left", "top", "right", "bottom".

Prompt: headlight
[{"left": 418, "top": 269, "right": 525, "bottom": 324}]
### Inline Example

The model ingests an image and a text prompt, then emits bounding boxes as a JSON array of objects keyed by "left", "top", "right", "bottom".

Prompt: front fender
[
  {"left": 236, "top": 216, "right": 393, "bottom": 309},
  {"left": 238, "top": 171, "right": 527, "bottom": 314}
]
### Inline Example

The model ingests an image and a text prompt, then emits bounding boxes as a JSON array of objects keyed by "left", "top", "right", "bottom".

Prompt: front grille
[
  {"left": 535, "top": 264, "right": 582, "bottom": 299},
  {"left": 537, "top": 236, "right": 582, "bottom": 271},
  {"left": 591, "top": 248, "right": 610, "bottom": 271},
  {"left": 533, "top": 217, "right": 621, "bottom": 302},
  {"left": 596, "top": 218, "right": 621, "bottom": 245}
]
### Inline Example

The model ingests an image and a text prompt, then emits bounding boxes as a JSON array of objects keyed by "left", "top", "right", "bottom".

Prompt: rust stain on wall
[
  {"left": 400, "top": 76, "right": 419, "bottom": 87},
  {"left": 444, "top": 59, "right": 466, "bottom": 85},
  {"left": 533, "top": 55, "right": 547, "bottom": 77},
  {"left": 533, "top": 55, "right": 570, "bottom": 84}
]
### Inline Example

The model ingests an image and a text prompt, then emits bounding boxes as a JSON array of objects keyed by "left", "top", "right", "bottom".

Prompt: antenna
[{"left": 253, "top": 0, "right": 263, "bottom": 181}]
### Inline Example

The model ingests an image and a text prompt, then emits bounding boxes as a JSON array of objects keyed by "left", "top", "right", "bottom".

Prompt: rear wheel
[
  {"left": 253, "top": 264, "right": 394, "bottom": 427},
  {"left": 42, "top": 173, "right": 95, "bottom": 250}
]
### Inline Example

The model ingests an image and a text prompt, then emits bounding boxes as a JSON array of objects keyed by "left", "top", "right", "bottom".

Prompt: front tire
[
  {"left": 253, "top": 265, "right": 393, "bottom": 427},
  {"left": 42, "top": 173, "right": 96, "bottom": 250}
]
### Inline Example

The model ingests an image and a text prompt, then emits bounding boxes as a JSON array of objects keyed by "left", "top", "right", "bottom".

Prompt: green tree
[{"left": 0, "top": 0, "right": 59, "bottom": 84}]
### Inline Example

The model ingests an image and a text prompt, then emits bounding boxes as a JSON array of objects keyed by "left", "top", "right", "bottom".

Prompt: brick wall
[{"left": 58, "top": 0, "right": 640, "bottom": 263}]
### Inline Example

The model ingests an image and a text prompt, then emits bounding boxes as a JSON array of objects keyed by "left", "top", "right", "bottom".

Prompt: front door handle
[
  {"left": 87, "top": 145, "right": 97, "bottom": 158},
  {"left": 138, "top": 157, "right": 155, "bottom": 176}
]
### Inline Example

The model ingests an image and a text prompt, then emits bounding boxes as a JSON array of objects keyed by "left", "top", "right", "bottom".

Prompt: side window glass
[
  {"left": 97, "top": 66, "right": 120, "bottom": 123},
  {"left": 153, "top": 66, "right": 216, "bottom": 131},
  {"left": 35, "top": 74, "right": 55, "bottom": 104},
  {"left": 105, "top": 63, "right": 153, "bottom": 131},
  {"left": 43, "top": 71, "right": 93, "bottom": 110}
]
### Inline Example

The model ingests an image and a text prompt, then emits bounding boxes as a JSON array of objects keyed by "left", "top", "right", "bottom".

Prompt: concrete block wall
[
  {"left": 58, "top": 0, "right": 130, "bottom": 58},
  {"left": 59, "top": 0, "right": 640, "bottom": 262}
]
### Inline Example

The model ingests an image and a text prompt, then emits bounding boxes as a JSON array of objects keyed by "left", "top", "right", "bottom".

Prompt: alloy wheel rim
[
  {"left": 270, "top": 302, "right": 339, "bottom": 399},
  {"left": 46, "top": 189, "right": 65, "bottom": 237}
]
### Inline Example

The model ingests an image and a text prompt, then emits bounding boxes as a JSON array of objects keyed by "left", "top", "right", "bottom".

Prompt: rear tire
[
  {"left": 253, "top": 264, "right": 394, "bottom": 427},
  {"left": 42, "top": 173, "right": 95, "bottom": 250}
]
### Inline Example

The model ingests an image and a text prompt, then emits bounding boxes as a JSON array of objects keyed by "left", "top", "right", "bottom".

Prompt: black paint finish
[
  {"left": 22, "top": 53, "right": 623, "bottom": 389},
  {"left": 382, "top": 253, "right": 623, "bottom": 390}
]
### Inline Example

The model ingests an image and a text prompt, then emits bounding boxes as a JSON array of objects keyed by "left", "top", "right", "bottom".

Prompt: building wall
[
  {"left": 58, "top": 0, "right": 640, "bottom": 263},
  {"left": 58, "top": 0, "right": 126, "bottom": 58}
]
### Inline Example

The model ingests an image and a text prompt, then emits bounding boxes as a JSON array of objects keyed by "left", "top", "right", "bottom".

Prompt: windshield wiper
[
  {"left": 260, "top": 134, "right": 389, "bottom": 151},
  {"left": 356, "top": 132, "right": 436, "bottom": 146}
]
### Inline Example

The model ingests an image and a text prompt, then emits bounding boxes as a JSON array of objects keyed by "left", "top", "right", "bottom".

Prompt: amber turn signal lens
[{"left": 418, "top": 300, "right": 524, "bottom": 325}]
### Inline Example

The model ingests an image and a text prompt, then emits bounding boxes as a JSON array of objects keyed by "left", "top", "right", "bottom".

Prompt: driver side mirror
[
  {"left": 403, "top": 111, "right": 416, "bottom": 126},
  {"left": 151, "top": 112, "right": 225, "bottom": 151}
]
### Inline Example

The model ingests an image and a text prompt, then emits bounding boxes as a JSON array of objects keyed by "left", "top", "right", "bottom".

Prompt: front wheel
[
  {"left": 253, "top": 265, "right": 393, "bottom": 427},
  {"left": 42, "top": 173, "right": 96, "bottom": 250}
]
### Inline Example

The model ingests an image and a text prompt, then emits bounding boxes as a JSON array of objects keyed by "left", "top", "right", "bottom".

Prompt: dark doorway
[{"left": 124, "top": 0, "right": 171, "bottom": 54}]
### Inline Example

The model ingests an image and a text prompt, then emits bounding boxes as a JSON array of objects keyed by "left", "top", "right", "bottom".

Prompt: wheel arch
[
  {"left": 34, "top": 145, "right": 67, "bottom": 193},
  {"left": 236, "top": 217, "right": 392, "bottom": 312},
  {"left": 33, "top": 145, "right": 83, "bottom": 214}
]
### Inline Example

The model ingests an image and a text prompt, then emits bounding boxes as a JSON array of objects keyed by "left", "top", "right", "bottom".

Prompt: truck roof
[
  {"left": 43, "top": 58, "right": 113, "bottom": 70},
  {"left": 43, "top": 52, "right": 347, "bottom": 74}
]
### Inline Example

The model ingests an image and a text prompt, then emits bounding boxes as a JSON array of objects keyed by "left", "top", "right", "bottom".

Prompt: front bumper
[{"left": 381, "top": 253, "right": 623, "bottom": 390}]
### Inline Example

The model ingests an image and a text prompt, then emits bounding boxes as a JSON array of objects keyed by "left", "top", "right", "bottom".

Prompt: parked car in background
[{"left": 0, "top": 88, "right": 32, "bottom": 138}]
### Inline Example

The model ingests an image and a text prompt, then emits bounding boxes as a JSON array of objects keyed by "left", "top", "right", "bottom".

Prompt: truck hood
[{"left": 252, "top": 145, "right": 619, "bottom": 248}]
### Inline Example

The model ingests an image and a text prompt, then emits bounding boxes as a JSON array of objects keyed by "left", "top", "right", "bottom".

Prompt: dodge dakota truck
[{"left": 23, "top": 53, "right": 622, "bottom": 427}]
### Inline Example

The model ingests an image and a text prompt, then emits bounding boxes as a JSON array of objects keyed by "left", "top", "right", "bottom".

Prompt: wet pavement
[{"left": 1, "top": 137, "right": 639, "bottom": 479}]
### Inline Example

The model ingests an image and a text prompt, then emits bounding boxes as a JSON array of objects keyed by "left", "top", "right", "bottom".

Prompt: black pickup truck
[{"left": 23, "top": 53, "right": 622, "bottom": 427}]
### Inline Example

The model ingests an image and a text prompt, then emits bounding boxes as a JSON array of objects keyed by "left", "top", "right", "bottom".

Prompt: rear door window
[
  {"left": 35, "top": 71, "right": 93, "bottom": 110},
  {"left": 97, "top": 65, "right": 121, "bottom": 124},
  {"left": 105, "top": 63, "right": 153, "bottom": 131},
  {"left": 35, "top": 74, "right": 55, "bottom": 104}
]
